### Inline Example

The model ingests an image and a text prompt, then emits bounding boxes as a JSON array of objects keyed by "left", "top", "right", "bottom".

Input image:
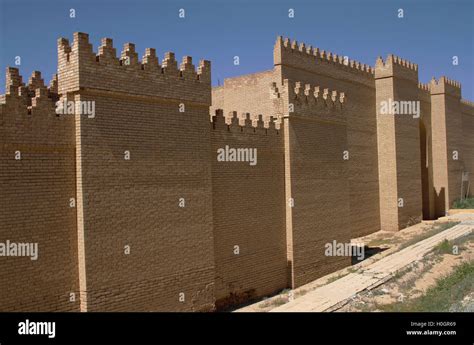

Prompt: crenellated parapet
[
  {"left": 270, "top": 79, "right": 346, "bottom": 123},
  {"left": 211, "top": 109, "right": 281, "bottom": 134},
  {"left": 0, "top": 68, "right": 75, "bottom": 146},
  {"left": 274, "top": 36, "right": 374, "bottom": 87},
  {"left": 1, "top": 68, "right": 59, "bottom": 115},
  {"left": 375, "top": 54, "right": 418, "bottom": 82},
  {"left": 430, "top": 76, "right": 461, "bottom": 98},
  {"left": 418, "top": 82, "right": 431, "bottom": 102},
  {"left": 418, "top": 82, "right": 430, "bottom": 92},
  {"left": 57, "top": 32, "right": 211, "bottom": 105}
]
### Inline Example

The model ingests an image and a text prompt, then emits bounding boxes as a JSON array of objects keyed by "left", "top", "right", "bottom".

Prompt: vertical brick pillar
[
  {"left": 430, "top": 77, "right": 463, "bottom": 216},
  {"left": 375, "top": 55, "right": 423, "bottom": 231}
]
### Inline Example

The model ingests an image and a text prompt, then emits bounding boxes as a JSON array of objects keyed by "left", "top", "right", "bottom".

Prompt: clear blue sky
[{"left": 1, "top": 0, "right": 473, "bottom": 99}]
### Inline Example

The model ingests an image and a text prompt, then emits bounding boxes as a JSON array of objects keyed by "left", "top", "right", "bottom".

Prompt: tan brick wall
[
  {"left": 210, "top": 85, "right": 224, "bottom": 117},
  {"left": 1, "top": 32, "right": 473, "bottom": 312},
  {"left": 445, "top": 99, "right": 464, "bottom": 207},
  {"left": 58, "top": 33, "right": 216, "bottom": 311},
  {"left": 419, "top": 86, "right": 435, "bottom": 219},
  {"left": 430, "top": 93, "right": 449, "bottom": 216},
  {"left": 461, "top": 101, "right": 474, "bottom": 197},
  {"left": 274, "top": 37, "right": 380, "bottom": 239},
  {"left": 375, "top": 55, "right": 422, "bottom": 231},
  {"left": 394, "top": 78, "right": 423, "bottom": 229},
  {"left": 430, "top": 78, "right": 465, "bottom": 214},
  {"left": 210, "top": 111, "right": 287, "bottom": 308},
  {"left": 276, "top": 80, "right": 351, "bottom": 287},
  {"left": 375, "top": 76, "right": 399, "bottom": 231},
  {"left": 0, "top": 69, "right": 80, "bottom": 311},
  {"left": 216, "top": 70, "right": 277, "bottom": 117}
]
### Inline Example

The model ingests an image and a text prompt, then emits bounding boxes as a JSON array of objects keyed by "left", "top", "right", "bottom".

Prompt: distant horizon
[{"left": 1, "top": 0, "right": 473, "bottom": 99}]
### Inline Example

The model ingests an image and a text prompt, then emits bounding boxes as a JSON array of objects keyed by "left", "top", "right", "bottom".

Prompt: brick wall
[
  {"left": 58, "top": 33, "right": 216, "bottom": 311},
  {"left": 461, "top": 101, "right": 474, "bottom": 197},
  {"left": 274, "top": 37, "right": 380, "bottom": 239},
  {"left": 275, "top": 80, "right": 351, "bottom": 287},
  {"left": 210, "top": 110, "right": 287, "bottom": 308},
  {"left": 0, "top": 69, "right": 80, "bottom": 311},
  {"left": 419, "top": 85, "right": 435, "bottom": 220},
  {"left": 375, "top": 55, "right": 422, "bottom": 231},
  {"left": 1, "top": 32, "right": 473, "bottom": 311},
  {"left": 213, "top": 70, "right": 277, "bottom": 119},
  {"left": 430, "top": 78, "right": 465, "bottom": 214}
]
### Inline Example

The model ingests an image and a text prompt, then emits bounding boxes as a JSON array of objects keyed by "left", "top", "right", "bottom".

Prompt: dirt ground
[
  {"left": 338, "top": 238, "right": 474, "bottom": 312},
  {"left": 236, "top": 212, "right": 474, "bottom": 312}
]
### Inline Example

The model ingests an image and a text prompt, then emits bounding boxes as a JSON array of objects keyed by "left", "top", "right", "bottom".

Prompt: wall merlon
[
  {"left": 197, "top": 60, "right": 211, "bottom": 83},
  {"left": 227, "top": 110, "right": 239, "bottom": 126},
  {"left": 29, "top": 86, "right": 53, "bottom": 112},
  {"left": 72, "top": 32, "right": 96, "bottom": 62},
  {"left": 98, "top": 38, "right": 119, "bottom": 65},
  {"left": 252, "top": 114, "right": 266, "bottom": 129},
  {"left": 211, "top": 109, "right": 225, "bottom": 129},
  {"left": 142, "top": 48, "right": 160, "bottom": 71},
  {"left": 180, "top": 56, "right": 196, "bottom": 78},
  {"left": 239, "top": 112, "right": 253, "bottom": 127},
  {"left": 5, "top": 67, "right": 23, "bottom": 95},
  {"left": 28, "top": 71, "right": 45, "bottom": 92},
  {"left": 120, "top": 43, "right": 139, "bottom": 67},
  {"left": 162, "top": 52, "right": 179, "bottom": 76}
]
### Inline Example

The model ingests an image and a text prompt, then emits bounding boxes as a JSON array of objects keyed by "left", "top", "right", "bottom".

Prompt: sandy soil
[
  {"left": 338, "top": 239, "right": 474, "bottom": 311},
  {"left": 235, "top": 213, "right": 474, "bottom": 312}
]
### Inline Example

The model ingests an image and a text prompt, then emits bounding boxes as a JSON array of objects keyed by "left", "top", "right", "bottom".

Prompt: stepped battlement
[
  {"left": 211, "top": 109, "right": 280, "bottom": 133},
  {"left": 1, "top": 68, "right": 58, "bottom": 115},
  {"left": 270, "top": 80, "right": 346, "bottom": 121},
  {"left": 1, "top": 30, "right": 473, "bottom": 314},
  {"left": 1, "top": 68, "right": 74, "bottom": 147},
  {"left": 57, "top": 32, "right": 211, "bottom": 104}
]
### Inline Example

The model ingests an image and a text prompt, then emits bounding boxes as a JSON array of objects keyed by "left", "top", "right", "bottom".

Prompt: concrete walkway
[{"left": 271, "top": 220, "right": 474, "bottom": 312}]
